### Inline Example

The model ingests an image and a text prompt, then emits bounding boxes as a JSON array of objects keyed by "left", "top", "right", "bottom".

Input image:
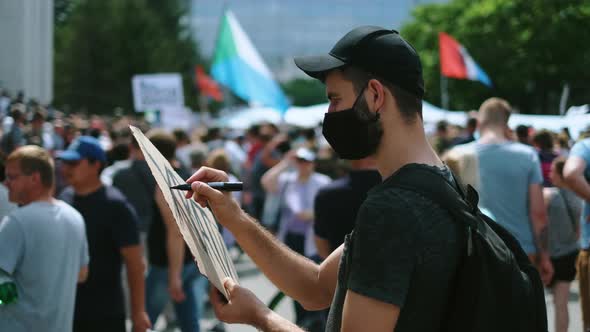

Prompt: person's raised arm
[
  {"left": 564, "top": 156, "right": 590, "bottom": 202},
  {"left": 261, "top": 157, "right": 291, "bottom": 194},
  {"left": 186, "top": 167, "right": 339, "bottom": 310},
  {"left": 261, "top": 134, "right": 287, "bottom": 168}
]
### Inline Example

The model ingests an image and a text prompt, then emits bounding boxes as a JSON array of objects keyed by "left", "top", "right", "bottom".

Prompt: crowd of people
[
  {"left": 0, "top": 90, "right": 365, "bottom": 331},
  {"left": 1, "top": 26, "right": 590, "bottom": 332}
]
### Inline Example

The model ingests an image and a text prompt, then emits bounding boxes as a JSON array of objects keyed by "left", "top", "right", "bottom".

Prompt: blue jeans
[{"left": 146, "top": 263, "right": 207, "bottom": 332}]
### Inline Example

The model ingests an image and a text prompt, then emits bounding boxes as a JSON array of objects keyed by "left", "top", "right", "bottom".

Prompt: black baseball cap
[{"left": 294, "top": 26, "right": 424, "bottom": 98}]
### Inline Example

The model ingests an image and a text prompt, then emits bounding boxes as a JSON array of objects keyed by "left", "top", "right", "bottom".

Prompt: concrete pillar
[{"left": 0, "top": 0, "right": 53, "bottom": 104}]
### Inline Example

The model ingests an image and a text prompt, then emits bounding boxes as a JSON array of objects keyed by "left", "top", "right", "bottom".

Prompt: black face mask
[{"left": 322, "top": 87, "right": 383, "bottom": 160}]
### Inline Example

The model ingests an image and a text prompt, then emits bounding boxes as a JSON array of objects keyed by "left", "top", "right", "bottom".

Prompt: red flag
[
  {"left": 438, "top": 32, "right": 468, "bottom": 79},
  {"left": 195, "top": 66, "right": 223, "bottom": 102}
]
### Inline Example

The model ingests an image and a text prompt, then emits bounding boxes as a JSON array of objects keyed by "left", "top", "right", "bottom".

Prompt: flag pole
[
  {"left": 441, "top": 74, "right": 449, "bottom": 110},
  {"left": 559, "top": 83, "right": 570, "bottom": 116}
]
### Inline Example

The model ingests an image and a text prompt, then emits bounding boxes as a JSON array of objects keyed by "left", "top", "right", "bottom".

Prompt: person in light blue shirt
[
  {"left": 473, "top": 98, "right": 552, "bottom": 286},
  {"left": 476, "top": 141, "right": 543, "bottom": 253},
  {"left": 0, "top": 146, "right": 89, "bottom": 332},
  {"left": 565, "top": 138, "right": 590, "bottom": 249},
  {"left": 563, "top": 137, "right": 590, "bottom": 331}
]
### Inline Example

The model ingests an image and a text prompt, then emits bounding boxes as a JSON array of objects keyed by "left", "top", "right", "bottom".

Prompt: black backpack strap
[
  {"left": 389, "top": 165, "right": 479, "bottom": 223},
  {"left": 388, "top": 165, "right": 481, "bottom": 255},
  {"left": 390, "top": 165, "right": 548, "bottom": 332}
]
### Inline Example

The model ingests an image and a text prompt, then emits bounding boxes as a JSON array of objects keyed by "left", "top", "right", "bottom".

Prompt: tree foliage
[
  {"left": 282, "top": 79, "right": 326, "bottom": 107},
  {"left": 54, "top": 0, "right": 201, "bottom": 114},
  {"left": 54, "top": 0, "right": 77, "bottom": 27},
  {"left": 401, "top": 0, "right": 590, "bottom": 114}
]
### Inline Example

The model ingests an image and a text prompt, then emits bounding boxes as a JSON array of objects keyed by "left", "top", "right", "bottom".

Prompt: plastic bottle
[{"left": 0, "top": 269, "right": 17, "bottom": 305}]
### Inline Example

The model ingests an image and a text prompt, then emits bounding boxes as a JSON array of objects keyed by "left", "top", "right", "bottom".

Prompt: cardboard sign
[{"left": 130, "top": 126, "right": 238, "bottom": 298}]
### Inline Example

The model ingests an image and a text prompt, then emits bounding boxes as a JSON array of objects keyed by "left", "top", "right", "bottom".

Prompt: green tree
[
  {"left": 282, "top": 79, "right": 326, "bottom": 107},
  {"left": 54, "top": 0, "right": 76, "bottom": 27},
  {"left": 54, "top": 0, "right": 201, "bottom": 114},
  {"left": 401, "top": 0, "right": 590, "bottom": 114}
]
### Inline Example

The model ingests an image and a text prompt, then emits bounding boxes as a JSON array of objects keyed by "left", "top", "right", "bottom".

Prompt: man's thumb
[{"left": 223, "top": 277, "right": 237, "bottom": 292}]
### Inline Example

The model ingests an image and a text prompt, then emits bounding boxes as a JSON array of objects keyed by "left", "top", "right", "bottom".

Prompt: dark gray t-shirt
[
  {"left": 112, "top": 160, "right": 155, "bottom": 232},
  {"left": 326, "top": 164, "right": 463, "bottom": 332},
  {"left": 546, "top": 187, "right": 582, "bottom": 257}
]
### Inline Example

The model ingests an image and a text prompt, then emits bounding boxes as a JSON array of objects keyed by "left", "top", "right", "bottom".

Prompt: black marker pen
[{"left": 170, "top": 182, "right": 243, "bottom": 192}]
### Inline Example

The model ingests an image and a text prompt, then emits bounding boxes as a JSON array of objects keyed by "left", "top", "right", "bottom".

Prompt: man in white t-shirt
[{"left": 0, "top": 145, "right": 89, "bottom": 332}]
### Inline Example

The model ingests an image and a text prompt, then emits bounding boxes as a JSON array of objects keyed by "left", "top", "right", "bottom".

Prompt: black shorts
[
  {"left": 550, "top": 250, "right": 579, "bottom": 286},
  {"left": 73, "top": 316, "right": 126, "bottom": 332}
]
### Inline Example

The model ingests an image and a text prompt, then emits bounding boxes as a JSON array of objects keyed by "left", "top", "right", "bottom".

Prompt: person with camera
[{"left": 261, "top": 147, "right": 330, "bottom": 329}]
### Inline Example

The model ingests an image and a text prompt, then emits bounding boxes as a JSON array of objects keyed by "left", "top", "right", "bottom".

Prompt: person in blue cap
[{"left": 57, "top": 136, "right": 151, "bottom": 332}]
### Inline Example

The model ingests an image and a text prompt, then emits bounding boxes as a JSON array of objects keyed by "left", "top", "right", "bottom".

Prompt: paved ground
[
  {"left": 146, "top": 254, "right": 295, "bottom": 332},
  {"left": 199, "top": 256, "right": 295, "bottom": 332},
  {"left": 145, "top": 254, "right": 585, "bottom": 331}
]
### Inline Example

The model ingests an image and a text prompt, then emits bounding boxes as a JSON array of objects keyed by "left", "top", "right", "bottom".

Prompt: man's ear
[
  {"left": 504, "top": 126, "right": 514, "bottom": 140},
  {"left": 367, "top": 79, "right": 386, "bottom": 112},
  {"left": 92, "top": 160, "right": 104, "bottom": 174},
  {"left": 30, "top": 171, "right": 42, "bottom": 186}
]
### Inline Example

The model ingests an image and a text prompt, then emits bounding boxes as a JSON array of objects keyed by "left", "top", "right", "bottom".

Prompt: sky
[{"left": 190, "top": 0, "right": 446, "bottom": 77}]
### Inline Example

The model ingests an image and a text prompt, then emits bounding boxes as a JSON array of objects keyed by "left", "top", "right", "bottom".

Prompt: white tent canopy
[
  {"left": 214, "top": 102, "right": 465, "bottom": 129},
  {"left": 284, "top": 104, "right": 328, "bottom": 128},
  {"left": 566, "top": 104, "right": 589, "bottom": 117},
  {"left": 215, "top": 107, "right": 282, "bottom": 129},
  {"left": 214, "top": 102, "right": 590, "bottom": 138}
]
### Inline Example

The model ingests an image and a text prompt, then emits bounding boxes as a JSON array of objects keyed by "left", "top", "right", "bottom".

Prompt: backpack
[{"left": 390, "top": 164, "right": 548, "bottom": 332}]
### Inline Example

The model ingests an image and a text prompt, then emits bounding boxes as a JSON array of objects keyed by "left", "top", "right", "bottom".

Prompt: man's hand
[
  {"left": 211, "top": 278, "right": 270, "bottom": 327},
  {"left": 268, "top": 134, "right": 288, "bottom": 150},
  {"left": 538, "top": 255, "right": 554, "bottom": 286},
  {"left": 284, "top": 149, "right": 297, "bottom": 163},
  {"left": 186, "top": 167, "right": 245, "bottom": 232},
  {"left": 169, "top": 275, "right": 186, "bottom": 303},
  {"left": 132, "top": 311, "right": 152, "bottom": 332}
]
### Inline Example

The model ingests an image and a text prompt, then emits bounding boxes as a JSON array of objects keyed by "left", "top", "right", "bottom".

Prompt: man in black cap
[{"left": 186, "top": 26, "right": 461, "bottom": 331}]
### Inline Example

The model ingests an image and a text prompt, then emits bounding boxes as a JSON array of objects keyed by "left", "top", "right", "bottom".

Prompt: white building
[{"left": 0, "top": 0, "right": 53, "bottom": 104}]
